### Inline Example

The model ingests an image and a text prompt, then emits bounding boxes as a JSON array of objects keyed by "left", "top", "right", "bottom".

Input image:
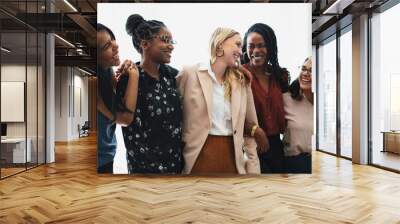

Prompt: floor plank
[{"left": 1, "top": 134, "right": 400, "bottom": 223}]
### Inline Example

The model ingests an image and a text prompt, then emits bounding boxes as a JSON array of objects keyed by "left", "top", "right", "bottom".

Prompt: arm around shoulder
[
  {"left": 115, "top": 65, "right": 140, "bottom": 126},
  {"left": 244, "top": 85, "right": 261, "bottom": 174}
]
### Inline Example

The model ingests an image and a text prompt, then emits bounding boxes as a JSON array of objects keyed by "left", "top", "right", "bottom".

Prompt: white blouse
[{"left": 199, "top": 62, "right": 233, "bottom": 136}]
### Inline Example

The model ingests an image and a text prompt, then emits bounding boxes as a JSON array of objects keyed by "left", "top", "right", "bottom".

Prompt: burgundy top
[{"left": 245, "top": 64, "right": 287, "bottom": 136}]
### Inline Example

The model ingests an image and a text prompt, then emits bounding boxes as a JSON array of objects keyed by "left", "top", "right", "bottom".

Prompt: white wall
[
  {"left": 1, "top": 65, "right": 39, "bottom": 138},
  {"left": 54, "top": 66, "right": 89, "bottom": 141},
  {"left": 72, "top": 71, "right": 89, "bottom": 138},
  {"left": 98, "top": 3, "right": 312, "bottom": 78},
  {"left": 54, "top": 66, "right": 68, "bottom": 141},
  {"left": 1, "top": 65, "right": 26, "bottom": 142},
  {"left": 1, "top": 64, "right": 45, "bottom": 163}
]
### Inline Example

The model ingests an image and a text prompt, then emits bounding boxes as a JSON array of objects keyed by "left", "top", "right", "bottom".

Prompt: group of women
[{"left": 97, "top": 14, "right": 313, "bottom": 175}]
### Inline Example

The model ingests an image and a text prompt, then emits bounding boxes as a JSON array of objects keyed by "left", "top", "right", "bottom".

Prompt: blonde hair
[
  {"left": 209, "top": 27, "right": 244, "bottom": 100},
  {"left": 304, "top": 56, "right": 312, "bottom": 64}
]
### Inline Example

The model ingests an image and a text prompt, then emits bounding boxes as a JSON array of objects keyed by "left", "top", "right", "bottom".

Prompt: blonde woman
[{"left": 176, "top": 27, "right": 260, "bottom": 174}]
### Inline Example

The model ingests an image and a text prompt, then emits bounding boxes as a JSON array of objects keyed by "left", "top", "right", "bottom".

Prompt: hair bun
[{"left": 126, "top": 14, "right": 145, "bottom": 36}]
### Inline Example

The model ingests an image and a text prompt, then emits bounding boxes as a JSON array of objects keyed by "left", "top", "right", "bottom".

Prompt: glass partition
[
  {"left": 317, "top": 35, "right": 337, "bottom": 155},
  {"left": 339, "top": 28, "right": 352, "bottom": 158},
  {"left": 1, "top": 31, "right": 28, "bottom": 178},
  {"left": 0, "top": 0, "right": 46, "bottom": 179},
  {"left": 370, "top": 3, "right": 400, "bottom": 171}
]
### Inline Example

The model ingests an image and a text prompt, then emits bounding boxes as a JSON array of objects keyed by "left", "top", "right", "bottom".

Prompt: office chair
[{"left": 79, "top": 121, "right": 90, "bottom": 138}]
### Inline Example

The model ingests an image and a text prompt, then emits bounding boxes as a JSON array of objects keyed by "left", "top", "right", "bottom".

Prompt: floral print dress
[{"left": 116, "top": 63, "right": 183, "bottom": 174}]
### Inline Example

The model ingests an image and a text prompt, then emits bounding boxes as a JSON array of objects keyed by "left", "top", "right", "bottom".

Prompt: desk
[
  {"left": 381, "top": 131, "right": 400, "bottom": 154},
  {"left": 1, "top": 138, "right": 31, "bottom": 163}
]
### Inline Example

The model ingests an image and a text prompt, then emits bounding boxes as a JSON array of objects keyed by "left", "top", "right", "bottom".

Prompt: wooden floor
[
  {"left": 1, "top": 135, "right": 400, "bottom": 223},
  {"left": 1, "top": 167, "right": 26, "bottom": 178},
  {"left": 1, "top": 163, "right": 44, "bottom": 178}
]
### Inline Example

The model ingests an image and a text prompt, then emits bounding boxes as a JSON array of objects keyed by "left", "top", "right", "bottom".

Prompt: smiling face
[
  {"left": 299, "top": 58, "right": 312, "bottom": 91},
  {"left": 246, "top": 32, "right": 267, "bottom": 67},
  {"left": 97, "top": 30, "right": 120, "bottom": 68},
  {"left": 219, "top": 34, "right": 242, "bottom": 68},
  {"left": 144, "top": 27, "right": 175, "bottom": 64}
]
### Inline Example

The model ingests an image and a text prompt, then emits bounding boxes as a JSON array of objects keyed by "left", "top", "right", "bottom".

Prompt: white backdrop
[
  {"left": 98, "top": 3, "right": 311, "bottom": 79},
  {"left": 98, "top": 3, "right": 312, "bottom": 173}
]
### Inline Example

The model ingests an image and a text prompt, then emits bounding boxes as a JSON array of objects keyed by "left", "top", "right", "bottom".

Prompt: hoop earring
[{"left": 216, "top": 49, "right": 224, "bottom": 57}]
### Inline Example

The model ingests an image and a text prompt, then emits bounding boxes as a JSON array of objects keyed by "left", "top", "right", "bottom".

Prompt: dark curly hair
[
  {"left": 125, "top": 14, "right": 166, "bottom": 54},
  {"left": 242, "top": 23, "right": 290, "bottom": 92},
  {"left": 289, "top": 79, "right": 302, "bottom": 100},
  {"left": 289, "top": 57, "right": 312, "bottom": 100}
]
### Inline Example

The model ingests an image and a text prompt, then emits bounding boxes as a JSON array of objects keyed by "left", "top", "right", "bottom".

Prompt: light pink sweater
[{"left": 282, "top": 92, "right": 314, "bottom": 156}]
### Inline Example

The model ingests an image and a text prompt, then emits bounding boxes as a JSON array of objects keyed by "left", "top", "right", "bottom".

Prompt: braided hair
[
  {"left": 242, "top": 23, "right": 290, "bottom": 92},
  {"left": 125, "top": 14, "right": 166, "bottom": 54}
]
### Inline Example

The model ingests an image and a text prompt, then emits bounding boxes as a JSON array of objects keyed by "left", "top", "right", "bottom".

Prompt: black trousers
[
  {"left": 97, "top": 161, "right": 113, "bottom": 174},
  {"left": 284, "top": 153, "right": 311, "bottom": 174},
  {"left": 259, "top": 134, "right": 284, "bottom": 173}
]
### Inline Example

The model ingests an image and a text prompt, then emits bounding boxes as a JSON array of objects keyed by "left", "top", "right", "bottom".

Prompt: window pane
[
  {"left": 27, "top": 31, "right": 38, "bottom": 169},
  {"left": 340, "top": 29, "right": 352, "bottom": 158},
  {"left": 318, "top": 36, "right": 337, "bottom": 154},
  {"left": 371, "top": 3, "right": 400, "bottom": 171},
  {"left": 1, "top": 31, "right": 28, "bottom": 177}
]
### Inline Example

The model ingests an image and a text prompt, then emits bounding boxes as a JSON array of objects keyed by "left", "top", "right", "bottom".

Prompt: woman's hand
[
  {"left": 238, "top": 65, "right": 253, "bottom": 84},
  {"left": 115, "top": 60, "right": 138, "bottom": 82},
  {"left": 254, "top": 127, "right": 269, "bottom": 154}
]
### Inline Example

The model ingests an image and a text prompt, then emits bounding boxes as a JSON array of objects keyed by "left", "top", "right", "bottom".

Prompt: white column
[{"left": 46, "top": 1, "right": 55, "bottom": 163}]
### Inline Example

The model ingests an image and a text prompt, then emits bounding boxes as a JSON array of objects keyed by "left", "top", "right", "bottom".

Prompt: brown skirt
[{"left": 191, "top": 135, "right": 237, "bottom": 174}]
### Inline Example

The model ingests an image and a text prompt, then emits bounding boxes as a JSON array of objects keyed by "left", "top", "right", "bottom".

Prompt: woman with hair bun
[{"left": 116, "top": 14, "right": 183, "bottom": 174}]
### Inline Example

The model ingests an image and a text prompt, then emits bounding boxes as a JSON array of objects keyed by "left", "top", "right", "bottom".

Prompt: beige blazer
[{"left": 176, "top": 63, "right": 260, "bottom": 174}]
